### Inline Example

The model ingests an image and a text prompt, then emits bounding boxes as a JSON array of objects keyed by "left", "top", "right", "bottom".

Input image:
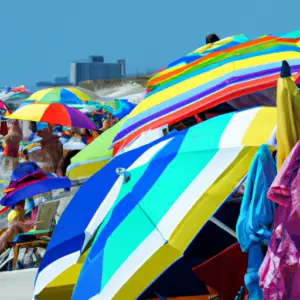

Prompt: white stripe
[
  {"left": 91, "top": 147, "right": 244, "bottom": 299},
  {"left": 34, "top": 251, "right": 80, "bottom": 296},
  {"left": 90, "top": 229, "right": 166, "bottom": 300},
  {"left": 83, "top": 176, "right": 124, "bottom": 249},
  {"left": 218, "top": 107, "right": 260, "bottom": 148},
  {"left": 157, "top": 147, "right": 243, "bottom": 238},
  {"left": 127, "top": 138, "right": 173, "bottom": 171}
]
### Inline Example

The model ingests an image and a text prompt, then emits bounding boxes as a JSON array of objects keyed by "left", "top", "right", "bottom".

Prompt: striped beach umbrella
[
  {"left": 27, "top": 87, "right": 99, "bottom": 105},
  {"left": 111, "top": 30, "right": 300, "bottom": 154},
  {"left": 7, "top": 103, "right": 97, "bottom": 130},
  {"left": 67, "top": 118, "right": 127, "bottom": 180},
  {"left": 71, "top": 107, "right": 277, "bottom": 300},
  {"left": 33, "top": 106, "right": 277, "bottom": 299}
]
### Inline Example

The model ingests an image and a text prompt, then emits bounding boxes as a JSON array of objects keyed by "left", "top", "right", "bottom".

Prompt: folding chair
[{"left": 10, "top": 200, "right": 59, "bottom": 270}]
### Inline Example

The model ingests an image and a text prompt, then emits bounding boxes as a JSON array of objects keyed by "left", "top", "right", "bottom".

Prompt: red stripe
[
  {"left": 113, "top": 73, "right": 278, "bottom": 155},
  {"left": 149, "top": 36, "right": 300, "bottom": 86},
  {"left": 40, "top": 104, "right": 71, "bottom": 127}
]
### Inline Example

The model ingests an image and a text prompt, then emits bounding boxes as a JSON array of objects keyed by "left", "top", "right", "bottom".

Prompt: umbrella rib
[{"left": 137, "top": 203, "right": 167, "bottom": 242}]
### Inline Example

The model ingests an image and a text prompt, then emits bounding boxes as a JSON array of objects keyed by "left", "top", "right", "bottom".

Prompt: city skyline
[{"left": 1, "top": 0, "right": 300, "bottom": 86}]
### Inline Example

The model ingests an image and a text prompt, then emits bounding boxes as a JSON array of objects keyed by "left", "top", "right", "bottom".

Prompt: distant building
[
  {"left": 53, "top": 76, "right": 71, "bottom": 86},
  {"left": 70, "top": 56, "right": 125, "bottom": 85},
  {"left": 36, "top": 76, "right": 71, "bottom": 88},
  {"left": 36, "top": 81, "right": 53, "bottom": 88}
]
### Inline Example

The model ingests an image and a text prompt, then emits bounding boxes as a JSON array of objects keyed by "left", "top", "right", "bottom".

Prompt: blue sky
[{"left": 1, "top": 0, "right": 300, "bottom": 86}]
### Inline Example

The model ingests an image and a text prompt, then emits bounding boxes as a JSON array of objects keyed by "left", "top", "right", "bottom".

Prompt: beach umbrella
[
  {"left": 26, "top": 87, "right": 99, "bottom": 104},
  {"left": 0, "top": 86, "right": 30, "bottom": 103},
  {"left": 6, "top": 103, "right": 97, "bottom": 130},
  {"left": 276, "top": 60, "right": 300, "bottom": 170},
  {"left": 111, "top": 30, "right": 300, "bottom": 154},
  {"left": 33, "top": 106, "right": 277, "bottom": 299},
  {"left": 33, "top": 138, "right": 164, "bottom": 299},
  {"left": 112, "top": 99, "right": 136, "bottom": 120},
  {"left": 71, "top": 107, "right": 278, "bottom": 300},
  {"left": 66, "top": 118, "right": 126, "bottom": 180},
  {"left": 23, "top": 87, "right": 103, "bottom": 113}
]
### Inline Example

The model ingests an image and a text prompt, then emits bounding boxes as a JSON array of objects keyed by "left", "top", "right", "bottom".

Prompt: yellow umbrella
[{"left": 276, "top": 61, "right": 300, "bottom": 170}]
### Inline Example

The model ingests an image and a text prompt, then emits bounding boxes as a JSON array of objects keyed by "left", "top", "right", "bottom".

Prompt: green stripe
[
  {"left": 40, "top": 89, "right": 61, "bottom": 102},
  {"left": 180, "top": 111, "right": 234, "bottom": 152}
]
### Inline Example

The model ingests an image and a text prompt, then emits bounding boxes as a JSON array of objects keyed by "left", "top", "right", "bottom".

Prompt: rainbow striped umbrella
[
  {"left": 27, "top": 87, "right": 99, "bottom": 104},
  {"left": 33, "top": 106, "right": 277, "bottom": 299},
  {"left": 7, "top": 103, "right": 97, "bottom": 130},
  {"left": 112, "top": 30, "right": 300, "bottom": 154}
]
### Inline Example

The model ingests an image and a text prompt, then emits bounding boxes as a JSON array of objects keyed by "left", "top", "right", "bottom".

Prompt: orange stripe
[
  {"left": 149, "top": 36, "right": 300, "bottom": 86},
  {"left": 113, "top": 73, "right": 278, "bottom": 155}
]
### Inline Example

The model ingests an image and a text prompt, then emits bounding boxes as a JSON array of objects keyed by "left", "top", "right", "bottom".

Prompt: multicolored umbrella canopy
[
  {"left": 34, "top": 106, "right": 277, "bottom": 299},
  {"left": 0, "top": 86, "right": 30, "bottom": 103},
  {"left": 34, "top": 139, "right": 162, "bottom": 299},
  {"left": 112, "top": 99, "right": 136, "bottom": 119},
  {"left": 71, "top": 106, "right": 277, "bottom": 300},
  {"left": 111, "top": 30, "right": 300, "bottom": 154},
  {"left": 27, "top": 87, "right": 99, "bottom": 104},
  {"left": 67, "top": 119, "right": 126, "bottom": 180},
  {"left": 7, "top": 103, "right": 97, "bottom": 130}
]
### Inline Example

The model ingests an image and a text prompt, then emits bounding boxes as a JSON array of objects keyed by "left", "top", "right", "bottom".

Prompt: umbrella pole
[{"left": 209, "top": 217, "right": 237, "bottom": 239}]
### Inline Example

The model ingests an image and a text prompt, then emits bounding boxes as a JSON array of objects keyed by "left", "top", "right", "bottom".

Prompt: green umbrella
[{"left": 67, "top": 119, "right": 126, "bottom": 180}]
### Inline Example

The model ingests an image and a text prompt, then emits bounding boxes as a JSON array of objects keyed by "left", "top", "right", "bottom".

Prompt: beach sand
[{"left": 0, "top": 268, "right": 37, "bottom": 299}]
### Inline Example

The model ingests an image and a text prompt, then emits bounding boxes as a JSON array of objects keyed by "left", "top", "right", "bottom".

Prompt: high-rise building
[
  {"left": 117, "top": 59, "right": 126, "bottom": 78},
  {"left": 70, "top": 56, "right": 125, "bottom": 85}
]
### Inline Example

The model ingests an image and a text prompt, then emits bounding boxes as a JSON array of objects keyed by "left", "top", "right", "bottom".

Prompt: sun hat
[{"left": 1, "top": 162, "right": 71, "bottom": 207}]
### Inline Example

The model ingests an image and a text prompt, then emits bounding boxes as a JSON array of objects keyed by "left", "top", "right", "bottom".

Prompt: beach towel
[
  {"left": 259, "top": 141, "right": 300, "bottom": 299},
  {"left": 236, "top": 145, "right": 277, "bottom": 300}
]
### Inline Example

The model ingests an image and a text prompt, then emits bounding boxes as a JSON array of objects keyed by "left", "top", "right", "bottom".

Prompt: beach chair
[{"left": 10, "top": 200, "right": 59, "bottom": 270}]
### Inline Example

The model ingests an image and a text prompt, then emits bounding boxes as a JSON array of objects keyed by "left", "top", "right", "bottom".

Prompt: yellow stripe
[
  {"left": 170, "top": 147, "right": 256, "bottom": 252},
  {"left": 65, "top": 88, "right": 92, "bottom": 101},
  {"left": 67, "top": 160, "right": 109, "bottom": 180},
  {"left": 7, "top": 103, "right": 48, "bottom": 121},
  {"left": 242, "top": 107, "right": 277, "bottom": 146},
  {"left": 130, "top": 51, "right": 300, "bottom": 117},
  {"left": 113, "top": 244, "right": 181, "bottom": 300},
  {"left": 27, "top": 88, "right": 53, "bottom": 101}
]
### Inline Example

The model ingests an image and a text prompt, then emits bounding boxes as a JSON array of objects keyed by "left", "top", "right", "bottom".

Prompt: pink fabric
[{"left": 259, "top": 141, "right": 300, "bottom": 299}]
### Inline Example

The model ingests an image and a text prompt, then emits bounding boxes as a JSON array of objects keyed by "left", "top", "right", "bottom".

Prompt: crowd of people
[{"left": 0, "top": 107, "right": 118, "bottom": 177}]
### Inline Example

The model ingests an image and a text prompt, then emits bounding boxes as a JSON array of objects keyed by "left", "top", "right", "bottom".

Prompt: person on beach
[
  {"left": 101, "top": 112, "right": 113, "bottom": 132},
  {"left": 57, "top": 149, "right": 81, "bottom": 177},
  {"left": 38, "top": 125, "right": 63, "bottom": 173},
  {"left": 79, "top": 129, "right": 94, "bottom": 145},
  {"left": 91, "top": 108, "right": 106, "bottom": 128},
  {"left": 0, "top": 202, "right": 29, "bottom": 253},
  {"left": 2, "top": 120, "right": 23, "bottom": 170}
]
